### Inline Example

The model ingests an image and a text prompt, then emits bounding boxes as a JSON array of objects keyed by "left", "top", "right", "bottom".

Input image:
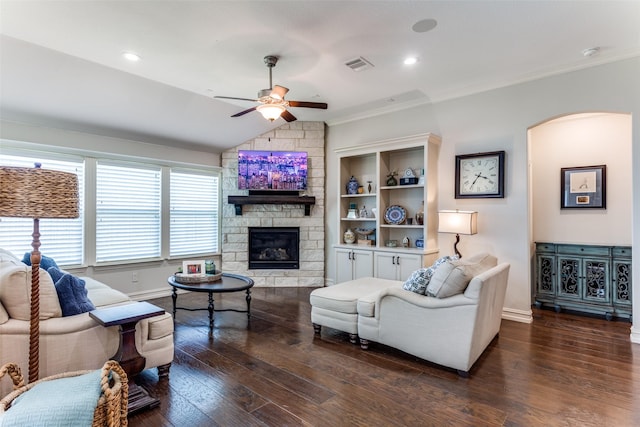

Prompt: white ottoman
[{"left": 310, "top": 277, "right": 399, "bottom": 343}]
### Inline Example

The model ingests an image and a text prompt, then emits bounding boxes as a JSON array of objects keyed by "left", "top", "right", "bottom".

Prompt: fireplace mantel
[{"left": 228, "top": 194, "right": 316, "bottom": 216}]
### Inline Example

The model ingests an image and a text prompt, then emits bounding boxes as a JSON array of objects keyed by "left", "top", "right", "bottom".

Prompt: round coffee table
[{"left": 167, "top": 273, "right": 254, "bottom": 334}]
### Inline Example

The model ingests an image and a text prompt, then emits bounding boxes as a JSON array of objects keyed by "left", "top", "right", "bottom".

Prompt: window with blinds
[
  {"left": 170, "top": 170, "right": 219, "bottom": 256},
  {"left": 0, "top": 155, "right": 85, "bottom": 265},
  {"left": 96, "top": 162, "right": 161, "bottom": 262}
]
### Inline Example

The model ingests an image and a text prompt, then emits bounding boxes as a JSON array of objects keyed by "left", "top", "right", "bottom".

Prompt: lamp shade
[
  {"left": 0, "top": 166, "right": 79, "bottom": 219},
  {"left": 256, "top": 103, "right": 286, "bottom": 121},
  {"left": 438, "top": 210, "right": 477, "bottom": 235}
]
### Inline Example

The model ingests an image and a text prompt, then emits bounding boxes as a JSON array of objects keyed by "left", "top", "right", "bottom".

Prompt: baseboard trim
[
  {"left": 502, "top": 307, "right": 533, "bottom": 324},
  {"left": 630, "top": 325, "right": 640, "bottom": 344},
  {"left": 128, "top": 287, "right": 176, "bottom": 301}
]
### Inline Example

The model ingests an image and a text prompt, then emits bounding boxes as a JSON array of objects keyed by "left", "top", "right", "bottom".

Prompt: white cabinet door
[
  {"left": 335, "top": 248, "right": 355, "bottom": 284},
  {"left": 374, "top": 251, "right": 423, "bottom": 280},
  {"left": 335, "top": 248, "right": 374, "bottom": 283},
  {"left": 373, "top": 251, "right": 399, "bottom": 280},
  {"left": 396, "top": 253, "right": 423, "bottom": 280},
  {"left": 352, "top": 249, "right": 373, "bottom": 279}
]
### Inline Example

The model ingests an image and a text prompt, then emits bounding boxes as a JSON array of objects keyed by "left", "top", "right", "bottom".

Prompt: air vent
[{"left": 345, "top": 56, "right": 374, "bottom": 72}]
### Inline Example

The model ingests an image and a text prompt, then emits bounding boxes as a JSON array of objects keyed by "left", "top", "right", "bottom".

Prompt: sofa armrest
[
  {"left": 358, "top": 287, "right": 476, "bottom": 319},
  {"left": 0, "top": 301, "right": 8, "bottom": 325}
]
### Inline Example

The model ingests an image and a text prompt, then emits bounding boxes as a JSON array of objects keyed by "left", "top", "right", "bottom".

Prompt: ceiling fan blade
[
  {"left": 281, "top": 110, "right": 297, "bottom": 122},
  {"left": 231, "top": 106, "right": 258, "bottom": 117},
  {"left": 215, "top": 95, "right": 257, "bottom": 102},
  {"left": 288, "top": 100, "right": 328, "bottom": 109},
  {"left": 270, "top": 85, "right": 289, "bottom": 100}
]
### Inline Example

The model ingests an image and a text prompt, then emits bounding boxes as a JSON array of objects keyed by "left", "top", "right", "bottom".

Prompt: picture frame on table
[
  {"left": 560, "top": 165, "right": 606, "bottom": 209},
  {"left": 183, "top": 260, "right": 206, "bottom": 275}
]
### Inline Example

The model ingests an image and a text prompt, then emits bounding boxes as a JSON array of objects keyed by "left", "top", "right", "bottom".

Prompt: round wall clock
[{"left": 455, "top": 151, "right": 505, "bottom": 198}]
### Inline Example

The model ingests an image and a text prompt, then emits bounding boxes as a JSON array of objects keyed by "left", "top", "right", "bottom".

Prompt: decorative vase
[
  {"left": 346, "top": 176, "right": 359, "bottom": 194},
  {"left": 415, "top": 201, "right": 424, "bottom": 225},
  {"left": 367, "top": 181, "right": 372, "bottom": 193},
  {"left": 343, "top": 228, "right": 356, "bottom": 244},
  {"left": 357, "top": 185, "right": 364, "bottom": 194}
]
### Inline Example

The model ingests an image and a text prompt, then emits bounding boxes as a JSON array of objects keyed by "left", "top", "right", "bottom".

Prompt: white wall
[
  {"left": 326, "top": 57, "right": 640, "bottom": 337},
  {"left": 531, "top": 113, "right": 632, "bottom": 245}
]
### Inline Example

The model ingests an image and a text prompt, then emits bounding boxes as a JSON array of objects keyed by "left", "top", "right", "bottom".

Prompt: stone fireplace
[{"left": 220, "top": 121, "right": 325, "bottom": 287}]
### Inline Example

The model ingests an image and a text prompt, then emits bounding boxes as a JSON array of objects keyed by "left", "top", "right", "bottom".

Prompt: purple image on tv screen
[{"left": 238, "top": 150, "right": 308, "bottom": 190}]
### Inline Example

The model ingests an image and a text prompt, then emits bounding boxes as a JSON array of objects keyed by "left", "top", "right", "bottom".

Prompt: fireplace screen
[{"left": 248, "top": 227, "right": 300, "bottom": 269}]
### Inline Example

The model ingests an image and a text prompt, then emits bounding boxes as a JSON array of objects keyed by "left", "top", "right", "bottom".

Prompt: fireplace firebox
[{"left": 248, "top": 227, "right": 300, "bottom": 269}]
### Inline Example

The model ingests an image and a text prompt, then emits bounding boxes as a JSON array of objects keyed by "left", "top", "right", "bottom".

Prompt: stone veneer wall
[{"left": 221, "top": 121, "right": 325, "bottom": 287}]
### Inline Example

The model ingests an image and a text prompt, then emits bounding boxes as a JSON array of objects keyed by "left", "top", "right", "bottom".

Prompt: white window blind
[
  {"left": 170, "top": 170, "right": 219, "bottom": 257},
  {"left": 96, "top": 162, "right": 161, "bottom": 262},
  {"left": 0, "top": 154, "right": 85, "bottom": 266}
]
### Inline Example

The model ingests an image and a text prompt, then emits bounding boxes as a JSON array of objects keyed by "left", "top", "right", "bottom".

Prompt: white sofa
[
  {"left": 311, "top": 254, "right": 510, "bottom": 376},
  {"left": 0, "top": 249, "right": 174, "bottom": 395}
]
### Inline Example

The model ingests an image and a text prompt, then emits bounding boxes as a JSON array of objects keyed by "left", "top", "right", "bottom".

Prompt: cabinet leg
[
  {"left": 534, "top": 301, "right": 542, "bottom": 309},
  {"left": 605, "top": 312, "right": 613, "bottom": 321},
  {"left": 554, "top": 304, "right": 562, "bottom": 313},
  {"left": 349, "top": 333, "right": 358, "bottom": 344}
]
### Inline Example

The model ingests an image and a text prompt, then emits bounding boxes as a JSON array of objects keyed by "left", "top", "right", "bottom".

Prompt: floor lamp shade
[
  {"left": 0, "top": 165, "right": 79, "bottom": 383},
  {"left": 0, "top": 166, "right": 79, "bottom": 219}
]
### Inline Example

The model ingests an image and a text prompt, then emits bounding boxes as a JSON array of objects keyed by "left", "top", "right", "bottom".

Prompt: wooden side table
[{"left": 90, "top": 301, "right": 165, "bottom": 415}]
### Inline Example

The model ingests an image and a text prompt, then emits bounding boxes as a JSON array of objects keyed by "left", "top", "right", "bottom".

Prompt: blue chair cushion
[{"left": 0, "top": 369, "right": 101, "bottom": 427}]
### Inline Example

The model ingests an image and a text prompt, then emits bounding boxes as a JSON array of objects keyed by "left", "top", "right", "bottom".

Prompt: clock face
[{"left": 455, "top": 151, "right": 505, "bottom": 198}]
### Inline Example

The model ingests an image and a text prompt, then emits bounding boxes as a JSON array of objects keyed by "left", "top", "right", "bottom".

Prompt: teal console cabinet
[{"left": 534, "top": 242, "right": 632, "bottom": 321}]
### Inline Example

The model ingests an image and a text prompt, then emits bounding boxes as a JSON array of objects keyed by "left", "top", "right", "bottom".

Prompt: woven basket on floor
[{"left": 0, "top": 360, "right": 128, "bottom": 427}]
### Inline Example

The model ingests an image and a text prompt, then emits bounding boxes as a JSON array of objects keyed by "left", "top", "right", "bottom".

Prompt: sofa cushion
[
  {"left": 0, "top": 259, "right": 62, "bottom": 320},
  {"left": 48, "top": 267, "right": 96, "bottom": 317},
  {"left": 402, "top": 255, "right": 456, "bottom": 294},
  {"left": 426, "top": 253, "right": 497, "bottom": 298},
  {"left": 22, "top": 252, "right": 59, "bottom": 271},
  {"left": 0, "top": 369, "right": 102, "bottom": 427},
  {"left": 310, "top": 277, "right": 398, "bottom": 314},
  {"left": 83, "top": 277, "right": 131, "bottom": 307}
]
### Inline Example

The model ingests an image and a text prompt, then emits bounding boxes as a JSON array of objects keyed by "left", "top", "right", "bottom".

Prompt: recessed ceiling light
[
  {"left": 122, "top": 52, "right": 141, "bottom": 62},
  {"left": 582, "top": 47, "right": 600, "bottom": 57},
  {"left": 412, "top": 18, "right": 438, "bottom": 33},
  {"left": 404, "top": 57, "right": 418, "bottom": 65}
]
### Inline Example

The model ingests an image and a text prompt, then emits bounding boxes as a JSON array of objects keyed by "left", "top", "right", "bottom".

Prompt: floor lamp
[
  {"left": 438, "top": 210, "right": 478, "bottom": 258},
  {"left": 0, "top": 164, "right": 79, "bottom": 383}
]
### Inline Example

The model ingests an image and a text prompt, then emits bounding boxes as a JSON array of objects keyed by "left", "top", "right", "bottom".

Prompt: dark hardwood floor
[{"left": 130, "top": 287, "right": 639, "bottom": 426}]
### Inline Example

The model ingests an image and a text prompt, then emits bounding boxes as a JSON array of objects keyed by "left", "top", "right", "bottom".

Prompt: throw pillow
[
  {"left": 48, "top": 267, "right": 96, "bottom": 316},
  {"left": 402, "top": 267, "right": 434, "bottom": 294},
  {"left": 426, "top": 261, "right": 472, "bottom": 298},
  {"left": 402, "top": 255, "right": 458, "bottom": 294},
  {"left": 22, "top": 252, "right": 59, "bottom": 271}
]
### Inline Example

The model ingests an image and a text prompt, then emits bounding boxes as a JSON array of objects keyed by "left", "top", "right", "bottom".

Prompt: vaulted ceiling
[{"left": 1, "top": 1, "right": 638, "bottom": 152}]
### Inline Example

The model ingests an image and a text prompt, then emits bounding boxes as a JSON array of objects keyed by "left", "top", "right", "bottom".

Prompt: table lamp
[
  {"left": 0, "top": 164, "right": 79, "bottom": 382},
  {"left": 438, "top": 210, "right": 478, "bottom": 258}
]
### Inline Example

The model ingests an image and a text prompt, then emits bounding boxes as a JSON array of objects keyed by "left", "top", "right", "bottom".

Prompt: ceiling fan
[{"left": 215, "top": 55, "right": 328, "bottom": 122}]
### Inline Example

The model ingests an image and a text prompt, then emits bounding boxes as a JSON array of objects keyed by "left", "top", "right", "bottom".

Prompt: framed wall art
[{"left": 560, "top": 165, "right": 606, "bottom": 209}]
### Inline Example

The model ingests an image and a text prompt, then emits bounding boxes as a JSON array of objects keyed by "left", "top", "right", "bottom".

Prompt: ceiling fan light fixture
[{"left": 257, "top": 104, "right": 286, "bottom": 121}]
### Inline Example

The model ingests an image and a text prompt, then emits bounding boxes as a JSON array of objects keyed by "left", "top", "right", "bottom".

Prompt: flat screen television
[{"left": 238, "top": 150, "right": 308, "bottom": 191}]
